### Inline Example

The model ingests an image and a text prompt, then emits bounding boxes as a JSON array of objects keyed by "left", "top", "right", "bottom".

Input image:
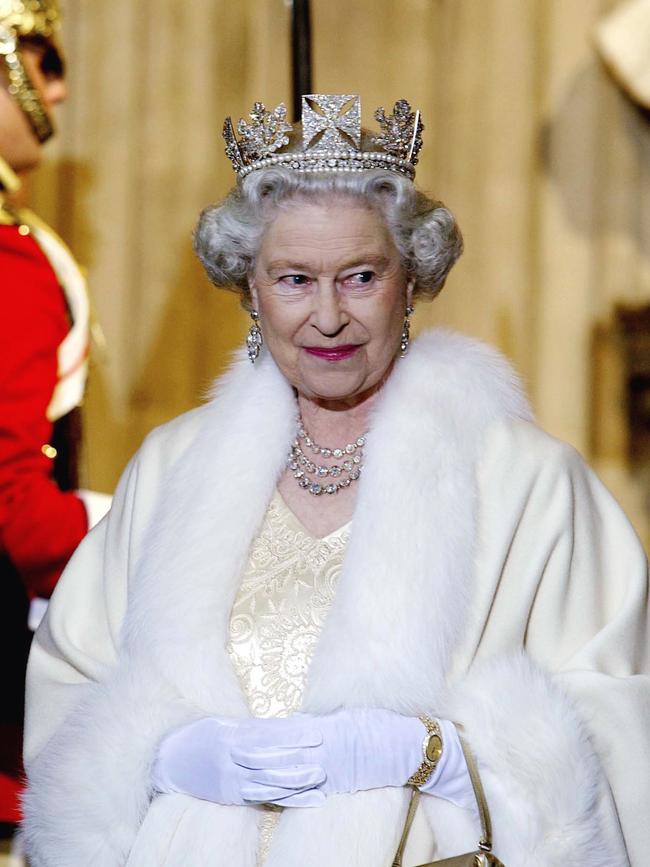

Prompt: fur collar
[{"left": 128, "top": 329, "right": 531, "bottom": 712}]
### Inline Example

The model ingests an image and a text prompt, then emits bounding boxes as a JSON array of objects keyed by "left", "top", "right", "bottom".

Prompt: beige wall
[{"left": 30, "top": 0, "right": 650, "bottom": 546}]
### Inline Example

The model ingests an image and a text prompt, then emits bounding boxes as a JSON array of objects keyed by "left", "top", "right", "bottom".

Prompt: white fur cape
[{"left": 22, "top": 330, "right": 648, "bottom": 866}]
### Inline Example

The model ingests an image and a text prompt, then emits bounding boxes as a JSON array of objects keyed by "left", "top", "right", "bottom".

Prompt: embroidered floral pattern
[{"left": 227, "top": 491, "right": 350, "bottom": 865}]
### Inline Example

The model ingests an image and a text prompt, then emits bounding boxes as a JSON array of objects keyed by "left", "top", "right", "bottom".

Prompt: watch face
[{"left": 425, "top": 733, "right": 443, "bottom": 764}]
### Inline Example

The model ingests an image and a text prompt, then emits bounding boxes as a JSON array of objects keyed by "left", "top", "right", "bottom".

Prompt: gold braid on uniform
[{"left": 0, "top": 155, "right": 22, "bottom": 224}]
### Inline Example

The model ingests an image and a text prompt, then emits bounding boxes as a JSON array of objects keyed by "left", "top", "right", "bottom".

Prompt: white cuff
[
  {"left": 419, "top": 718, "right": 478, "bottom": 816},
  {"left": 27, "top": 493, "right": 111, "bottom": 633},
  {"left": 28, "top": 597, "right": 49, "bottom": 632},
  {"left": 77, "top": 489, "right": 112, "bottom": 528}
]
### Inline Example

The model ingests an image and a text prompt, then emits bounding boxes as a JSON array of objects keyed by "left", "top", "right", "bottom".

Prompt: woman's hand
[
  {"left": 152, "top": 710, "right": 477, "bottom": 812},
  {"left": 151, "top": 716, "right": 326, "bottom": 807},
  {"left": 232, "top": 709, "right": 477, "bottom": 811},
  {"left": 232, "top": 708, "right": 422, "bottom": 795}
]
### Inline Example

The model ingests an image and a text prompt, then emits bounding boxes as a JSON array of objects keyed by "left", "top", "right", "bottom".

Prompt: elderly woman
[{"left": 22, "top": 95, "right": 648, "bottom": 867}]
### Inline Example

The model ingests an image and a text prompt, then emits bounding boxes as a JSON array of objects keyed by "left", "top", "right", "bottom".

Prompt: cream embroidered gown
[{"left": 227, "top": 491, "right": 351, "bottom": 865}]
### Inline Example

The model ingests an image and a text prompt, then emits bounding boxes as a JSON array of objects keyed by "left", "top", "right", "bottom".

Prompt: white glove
[
  {"left": 76, "top": 489, "right": 112, "bottom": 527},
  {"left": 151, "top": 716, "right": 326, "bottom": 807},
  {"left": 233, "top": 709, "right": 477, "bottom": 812}
]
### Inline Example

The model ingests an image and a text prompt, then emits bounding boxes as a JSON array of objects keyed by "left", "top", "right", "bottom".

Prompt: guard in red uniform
[{"left": 0, "top": 0, "right": 110, "bottom": 844}]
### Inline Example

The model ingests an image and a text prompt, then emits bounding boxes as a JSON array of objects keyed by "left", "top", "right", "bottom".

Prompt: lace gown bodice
[{"left": 227, "top": 491, "right": 351, "bottom": 865}]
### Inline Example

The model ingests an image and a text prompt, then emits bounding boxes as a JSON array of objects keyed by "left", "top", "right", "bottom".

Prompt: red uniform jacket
[{"left": 0, "top": 223, "right": 88, "bottom": 823}]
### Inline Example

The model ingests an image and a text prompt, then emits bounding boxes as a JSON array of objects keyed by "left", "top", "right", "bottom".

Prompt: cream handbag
[{"left": 392, "top": 735, "right": 505, "bottom": 867}]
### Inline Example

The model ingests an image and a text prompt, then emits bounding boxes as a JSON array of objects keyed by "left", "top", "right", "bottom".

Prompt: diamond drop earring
[
  {"left": 400, "top": 305, "right": 414, "bottom": 357},
  {"left": 246, "top": 310, "right": 263, "bottom": 363}
]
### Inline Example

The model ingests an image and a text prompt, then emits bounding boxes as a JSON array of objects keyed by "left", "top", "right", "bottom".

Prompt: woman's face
[{"left": 251, "top": 198, "right": 412, "bottom": 408}]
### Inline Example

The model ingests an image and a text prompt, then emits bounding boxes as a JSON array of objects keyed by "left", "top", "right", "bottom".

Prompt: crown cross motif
[
  {"left": 301, "top": 94, "right": 361, "bottom": 152},
  {"left": 223, "top": 94, "right": 424, "bottom": 180}
]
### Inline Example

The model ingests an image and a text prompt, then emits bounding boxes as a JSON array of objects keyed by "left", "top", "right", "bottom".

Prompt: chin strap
[{"left": 0, "top": 30, "right": 54, "bottom": 142}]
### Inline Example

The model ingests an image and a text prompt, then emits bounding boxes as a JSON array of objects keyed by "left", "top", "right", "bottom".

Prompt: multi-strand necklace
[{"left": 287, "top": 417, "right": 366, "bottom": 496}]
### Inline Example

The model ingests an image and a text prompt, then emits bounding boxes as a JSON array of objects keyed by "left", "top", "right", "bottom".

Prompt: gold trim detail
[
  {"left": 0, "top": 157, "right": 21, "bottom": 222},
  {"left": 0, "top": 154, "right": 20, "bottom": 194}
]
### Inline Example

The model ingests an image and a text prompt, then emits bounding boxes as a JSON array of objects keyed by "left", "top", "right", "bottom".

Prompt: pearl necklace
[{"left": 287, "top": 418, "right": 366, "bottom": 496}]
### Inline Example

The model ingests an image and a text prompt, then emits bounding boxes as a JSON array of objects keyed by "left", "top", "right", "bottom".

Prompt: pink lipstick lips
[{"left": 303, "top": 345, "right": 360, "bottom": 362}]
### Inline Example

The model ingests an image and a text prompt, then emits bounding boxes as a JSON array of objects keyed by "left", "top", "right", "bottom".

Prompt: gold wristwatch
[{"left": 407, "top": 715, "right": 443, "bottom": 787}]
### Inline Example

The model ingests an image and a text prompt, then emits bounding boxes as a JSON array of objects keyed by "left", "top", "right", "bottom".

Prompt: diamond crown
[{"left": 223, "top": 94, "right": 424, "bottom": 180}]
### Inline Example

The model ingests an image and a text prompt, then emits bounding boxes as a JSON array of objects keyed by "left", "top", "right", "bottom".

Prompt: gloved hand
[
  {"left": 151, "top": 716, "right": 326, "bottom": 807},
  {"left": 232, "top": 709, "right": 477, "bottom": 812},
  {"left": 231, "top": 708, "right": 420, "bottom": 795}
]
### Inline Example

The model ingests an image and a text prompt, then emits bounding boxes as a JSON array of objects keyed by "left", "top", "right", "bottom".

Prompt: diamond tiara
[{"left": 223, "top": 94, "right": 424, "bottom": 180}]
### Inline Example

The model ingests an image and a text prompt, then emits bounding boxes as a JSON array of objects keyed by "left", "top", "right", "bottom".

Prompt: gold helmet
[
  {"left": 0, "top": 0, "right": 60, "bottom": 39},
  {"left": 0, "top": 0, "right": 62, "bottom": 143}
]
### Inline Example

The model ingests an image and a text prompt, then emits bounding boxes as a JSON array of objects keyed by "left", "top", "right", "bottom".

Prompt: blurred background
[{"left": 27, "top": 0, "right": 650, "bottom": 549}]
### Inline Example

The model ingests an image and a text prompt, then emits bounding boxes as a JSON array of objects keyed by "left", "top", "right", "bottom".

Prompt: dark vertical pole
[{"left": 291, "top": 0, "right": 312, "bottom": 121}]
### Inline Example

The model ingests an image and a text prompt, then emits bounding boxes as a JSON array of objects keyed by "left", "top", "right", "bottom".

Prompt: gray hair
[{"left": 194, "top": 168, "right": 463, "bottom": 308}]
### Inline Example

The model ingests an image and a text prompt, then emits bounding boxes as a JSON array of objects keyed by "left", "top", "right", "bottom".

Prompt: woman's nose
[{"left": 311, "top": 284, "right": 347, "bottom": 336}]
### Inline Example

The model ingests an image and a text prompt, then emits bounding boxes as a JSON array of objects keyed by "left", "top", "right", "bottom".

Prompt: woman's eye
[
  {"left": 346, "top": 271, "right": 375, "bottom": 286},
  {"left": 280, "top": 274, "right": 309, "bottom": 287}
]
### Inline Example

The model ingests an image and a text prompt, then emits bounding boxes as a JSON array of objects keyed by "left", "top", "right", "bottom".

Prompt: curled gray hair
[{"left": 194, "top": 168, "right": 463, "bottom": 308}]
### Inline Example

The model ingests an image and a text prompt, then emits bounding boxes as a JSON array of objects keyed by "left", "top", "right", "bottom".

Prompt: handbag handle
[{"left": 392, "top": 729, "right": 493, "bottom": 867}]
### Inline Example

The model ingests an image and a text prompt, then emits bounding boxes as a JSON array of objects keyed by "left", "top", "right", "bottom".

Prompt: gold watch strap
[{"left": 407, "top": 715, "right": 443, "bottom": 787}]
